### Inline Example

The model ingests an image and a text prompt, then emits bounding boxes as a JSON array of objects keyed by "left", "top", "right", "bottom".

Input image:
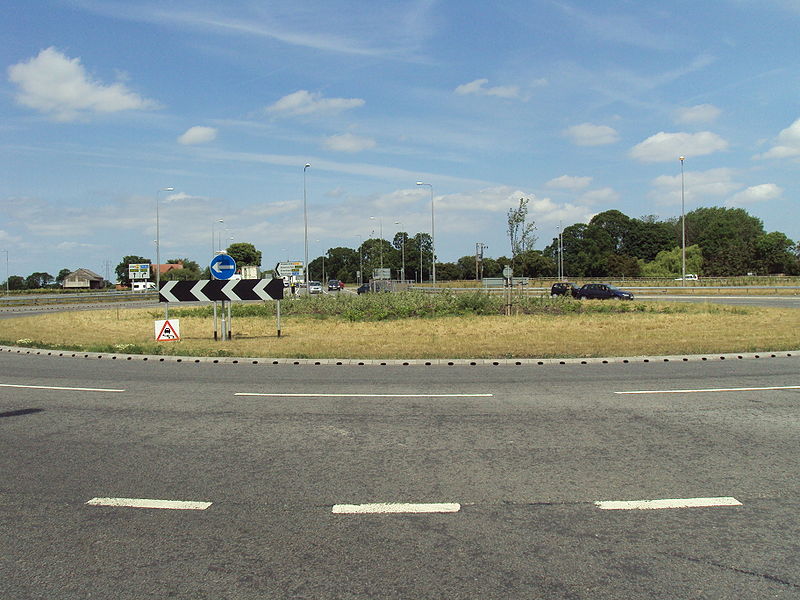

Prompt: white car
[
  {"left": 308, "top": 281, "right": 322, "bottom": 294},
  {"left": 675, "top": 273, "right": 699, "bottom": 281}
]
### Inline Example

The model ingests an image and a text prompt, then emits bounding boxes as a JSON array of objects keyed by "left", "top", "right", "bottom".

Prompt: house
[
  {"left": 150, "top": 263, "right": 183, "bottom": 277},
  {"left": 63, "top": 268, "right": 105, "bottom": 289}
]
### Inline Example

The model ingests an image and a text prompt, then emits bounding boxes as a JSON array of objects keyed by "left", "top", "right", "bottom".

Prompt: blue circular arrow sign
[{"left": 210, "top": 254, "right": 237, "bottom": 280}]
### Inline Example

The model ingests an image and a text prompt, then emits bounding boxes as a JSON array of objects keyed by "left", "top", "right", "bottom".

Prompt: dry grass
[{"left": 1, "top": 303, "right": 798, "bottom": 359}]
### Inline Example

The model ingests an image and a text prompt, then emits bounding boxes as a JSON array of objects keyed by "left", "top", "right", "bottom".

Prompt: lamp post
[
  {"left": 370, "top": 216, "right": 384, "bottom": 270},
  {"left": 212, "top": 219, "right": 223, "bottom": 255},
  {"left": 155, "top": 187, "right": 174, "bottom": 294},
  {"left": 395, "top": 221, "right": 405, "bottom": 282},
  {"left": 2, "top": 249, "right": 8, "bottom": 295},
  {"left": 416, "top": 182, "right": 435, "bottom": 285},
  {"left": 355, "top": 235, "right": 363, "bottom": 285},
  {"left": 303, "top": 163, "right": 311, "bottom": 291},
  {"left": 680, "top": 156, "right": 686, "bottom": 286}
]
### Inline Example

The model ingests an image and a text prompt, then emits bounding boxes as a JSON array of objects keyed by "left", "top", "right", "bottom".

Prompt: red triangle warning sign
[{"left": 155, "top": 319, "right": 180, "bottom": 341}]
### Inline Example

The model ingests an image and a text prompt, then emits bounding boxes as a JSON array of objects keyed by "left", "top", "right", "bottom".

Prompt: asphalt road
[{"left": 2, "top": 352, "right": 799, "bottom": 599}]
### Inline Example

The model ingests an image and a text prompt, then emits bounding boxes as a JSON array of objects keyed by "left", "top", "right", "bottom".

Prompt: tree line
[{"left": 4, "top": 206, "right": 798, "bottom": 290}]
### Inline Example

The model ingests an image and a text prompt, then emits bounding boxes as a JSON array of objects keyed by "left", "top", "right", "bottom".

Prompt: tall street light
[
  {"left": 2, "top": 249, "right": 8, "bottom": 295},
  {"left": 370, "top": 216, "right": 384, "bottom": 270},
  {"left": 303, "top": 163, "right": 311, "bottom": 290},
  {"left": 355, "top": 235, "right": 363, "bottom": 285},
  {"left": 416, "top": 182, "right": 435, "bottom": 285},
  {"left": 155, "top": 187, "right": 174, "bottom": 293},
  {"left": 680, "top": 156, "right": 686, "bottom": 286},
  {"left": 212, "top": 219, "right": 224, "bottom": 255},
  {"left": 395, "top": 221, "right": 405, "bottom": 283}
]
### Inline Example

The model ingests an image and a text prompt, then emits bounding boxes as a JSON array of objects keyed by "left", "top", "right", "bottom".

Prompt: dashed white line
[
  {"left": 332, "top": 502, "right": 461, "bottom": 514},
  {"left": 85, "top": 497, "right": 212, "bottom": 510},
  {"left": 615, "top": 385, "right": 799, "bottom": 395},
  {"left": 235, "top": 393, "right": 493, "bottom": 398},
  {"left": 594, "top": 497, "right": 742, "bottom": 510},
  {"left": 0, "top": 383, "right": 125, "bottom": 393}
]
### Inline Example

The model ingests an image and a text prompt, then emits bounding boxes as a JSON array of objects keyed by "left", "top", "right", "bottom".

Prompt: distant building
[
  {"left": 150, "top": 263, "right": 183, "bottom": 277},
  {"left": 63, "top": 268, "right": 105, "bottom": 289}
]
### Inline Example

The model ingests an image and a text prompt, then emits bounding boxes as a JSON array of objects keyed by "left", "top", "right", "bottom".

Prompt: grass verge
[{"left": 1, "top": 293, "right": 797, "bottom": 359}]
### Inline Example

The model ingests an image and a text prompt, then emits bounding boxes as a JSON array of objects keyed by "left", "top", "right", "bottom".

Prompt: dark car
[
  {"left": 328, "top": 279, "right": 341, "bottom": 291},
  {"left": 577, "top": 283, "right": 634, "bottom": 300},
  {"left": 356, "top": 283, "right": 370, "bottom": 294},
  {"left": 550, "top": 282, "right": 580, "bottom": 298}
]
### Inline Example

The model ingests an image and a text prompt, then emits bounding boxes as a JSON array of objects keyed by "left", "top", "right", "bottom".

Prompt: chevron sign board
[{"left": 159, "top": 279, "right": 284, "bottom": 302}]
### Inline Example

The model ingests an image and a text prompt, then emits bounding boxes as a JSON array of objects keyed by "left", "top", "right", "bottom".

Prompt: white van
[{"left": 132, "top": 281, "right": 157, "bottom": 291}]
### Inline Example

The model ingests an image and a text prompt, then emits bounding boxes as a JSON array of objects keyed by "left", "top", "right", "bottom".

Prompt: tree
[
  {"left": 7, "top": 275, "right": 26, "bottom": 290},
  {"left": 115, "top": 256, "right": 150, "bottom": 286},
  {"left": 685, "top": 207, "right": 764, "bottom": 276},
  {"left": 226, "top": 242, "right": 262, "bottom": 267},
  {"left": 162, "top": 258, "right": 201, "bottom": 281},
  {"left": 507, "top": 198, "right": 537, "bottom": 266},
  {"left": 589, "top": 210, "right": 632, "bottom": 253},
  {"left": 56, "top": 268, "right": 72, "bottom": 285},
  {"left": 25, "top": 272, "right": 53, "bottom": 289},
  {"left": 639, "top": 245, "right": 703, "bottom": 277},
  {"left": 753, "top": 232, "right": 798, "bottom": 275}
]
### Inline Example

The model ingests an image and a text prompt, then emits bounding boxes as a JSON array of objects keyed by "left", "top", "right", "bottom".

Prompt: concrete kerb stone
[{"left": 0, "top": 344, "right": 797, "bottom": 366}]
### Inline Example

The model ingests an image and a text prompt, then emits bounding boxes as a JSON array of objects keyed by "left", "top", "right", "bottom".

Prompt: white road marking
[
  {"left": 235, "top": 393, "right": 492, "bottom": 398},
  {"left": 0, "top": 383, "right": 125, "bottom": 393},
  {"left": 595, "top": 497, "right": 742, "bottom": 510},
  {"left": 332, "top": 502, "right": 461, "bottom": 514},
  {"left": 86, "top": 497, "right": 212, "bottom": 510},
  {"left": 615, "top": 385, "right": 800, "bottom": 395}
]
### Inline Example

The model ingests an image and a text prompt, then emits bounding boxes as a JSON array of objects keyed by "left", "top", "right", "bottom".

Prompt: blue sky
[{"left": 2, "top": 0, "right": 800, "bottom": 279}]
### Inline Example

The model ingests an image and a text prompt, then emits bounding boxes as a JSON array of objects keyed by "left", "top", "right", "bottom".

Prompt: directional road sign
[
  {"left": 210, "top": 254, "right": 237, "bottom": 280},
  {"left": 159, "top": 279, "right": 284, "bottom": 302},
  {"left": 276, "top": 261, "right": 304, "bottom": 278}
]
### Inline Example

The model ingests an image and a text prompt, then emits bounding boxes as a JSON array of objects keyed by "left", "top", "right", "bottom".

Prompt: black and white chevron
[{"left": 159, "top": 279, "right": 284, "bottom": 302}]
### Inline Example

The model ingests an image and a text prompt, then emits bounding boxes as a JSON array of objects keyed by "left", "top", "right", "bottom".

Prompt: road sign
[
  {"left": 276, "top": 261, "right": 304, "bottom": 277},
  {"left": 159, "top": 279, "right": 285, "bottom": 302},
  {"left": 155, "top": 319, "right": 180, "bottom": 341},
  {"left": 210, "top": 254, "right": 237, "bottom": 280},
  {"left": 502, "top": 265, "right": 513, "bottom": 279},
  {"left": 128, "top": 263, "right": 150, "bottom": 280}
]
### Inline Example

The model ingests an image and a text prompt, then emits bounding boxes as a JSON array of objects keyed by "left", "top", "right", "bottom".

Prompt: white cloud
[
  {"left": 755, "top": 117, "right": 800, "bottom": 159},
  {"left": 579, "top": 187, "right": 620, "bottom": 204},
  {"left": 7, "top": 47, "right": 158, "bottom": 122},
  {"left": 454, "top": 78, "right": 522, "bottom": 99},
  {"left": 726, "top": 183, "right": 782, "bottom": 206},
  {"left": 629, "top": 131, "right": 728, "bottom": 163},
  {"left": 266, "top": 90, "right": 364, "bottom": 117},
  {"left": 178, "top": 126, "right": 217, "bottom": 145},
  {"left": 674, "top": 104, "right": 721, "bottom": 124},
  {"left": 649, "top": 167, "right": 740, "bottom": 206},
  {"left": 546, "top": 175, "right": 593, "bottom": 190},
  {"left": 563, "top": 123, "right": 620, "bottom": 146},
  {"left": 323, "top": 133, "right": 376, "bottom": 153}
]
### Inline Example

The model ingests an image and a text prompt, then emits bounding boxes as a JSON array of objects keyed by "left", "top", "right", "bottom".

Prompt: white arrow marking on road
[
  {"left": 191, "top": 280, "right": 210, "bottom": 302},
  {"left": 159, "top": 281, "right": 179, "bottom": 303},
  {"left": 86, "top": 497, "right": 212, "bottom": 510},
  {"left": 595, "top": 497, "right": 742, "bottom": 510},
  {"left": 0, "top": 383, "right": 125, "bottom": 392},
  {"left": 332, "top": 503, "right": 461, "bottom": 514}
]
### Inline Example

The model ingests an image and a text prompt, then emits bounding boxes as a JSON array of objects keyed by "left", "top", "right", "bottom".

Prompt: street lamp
[
  {"left": 355, "top": 235, "right": 363, "bottom": 285},
  {"left": 155, "top": 187, "right": 174, "bottom": 293},
  {"left": 416, "top": 182, "right": 435, "bottom": 285},
  {"left": 370, "top": 216, "right": 384, "bottom": 270},
  {"left": 212, "top": 219, "right": 224, "bottom": 255},
  {"left": 680, "top": 156, "right": 686, "bottom": 286},
  {"left": 303, "top": 163, "right": 311, "bottom": 290},
  {"left": 395, "top": 221, "right": 405, "bottom": 283},
  {"left": 2, "top": 249, "right": 8, "bottom": 295}
]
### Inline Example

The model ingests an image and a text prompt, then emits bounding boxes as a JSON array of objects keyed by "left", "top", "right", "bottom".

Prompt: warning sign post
[{"left": 155, "top": 319, "right": 180, "bottom": 341}]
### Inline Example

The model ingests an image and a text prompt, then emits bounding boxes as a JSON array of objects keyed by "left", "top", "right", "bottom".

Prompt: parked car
[
  {"left": 308, "top": 281, "right": 322, "bottom": 294},
  {"left": 577, "top": 283, "right": 634, "bottom": 300},
  {"left": 328, "top": 279, "right": 341, "bottom": 291},
  {"left": 356, "top": 283, "right": 370, "bottom": 294},
  {"left": 675, "top": 273, "right": 699, "bottom": 281},
  {"left": 550, "top": 282, "right": 580, "bottom": 298}
]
